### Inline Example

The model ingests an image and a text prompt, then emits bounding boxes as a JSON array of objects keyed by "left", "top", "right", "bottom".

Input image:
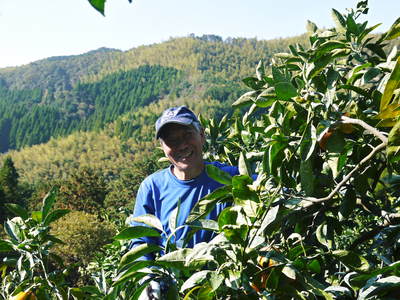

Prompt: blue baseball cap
[{"left": 155, "top": 106, "right": 200, "bottom": 139}]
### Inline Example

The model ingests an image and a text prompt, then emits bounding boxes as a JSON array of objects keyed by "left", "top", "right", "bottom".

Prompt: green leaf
[
  {"left": 31, "top": 211, "right": 42, "bottom": 223},
  {"left": 380, "top": 56, "right": 400, "bottom": 112},
  {"left": 256, "top": 60, "right": 265, "bottom": 81},
  {"left": 307, "top": 259, "right": 321, "bottom": 273},
  {"left": 187, "top": 185, "right": 232, "bottom": 223},
  {"left": 300, "top": 123, "right": 317, "bottom": 161},
  {"left": 238, "top": 152, "right": 250, "bottom": 176},
  {"left": 339, "top": 188, "right": 357, "bottom": 218},
  {"left": 306, "top": 20, "right": 318, "bottom": 33},
  {"left": 332, "top": 250, "right": 370, "bottom": 272},
  {"left": 306, "top": 55, "right": 333, "bottom": 79},
  {"left": 339, "top": 84, "right": 370, "bottom": 97},
  {"left": 232, "top": 175, "right": 257, "bottom": 201},
  {"left": 218, "top": 208, "right": 248, "bottom": 243},
  {"left": 169, "top": 199, "right": 181, "bottom": 232},
  {"left": 43, "top": 209, "right": 70, "bottom": 226},
  {"left": 272, "top": 66, "right": 288, "bottom": 82},
  {"left": 365, "top": 44, "right": 387, "bottom": 60},
  {"left": 331, "top": 8, "right": 346, "bottom": 32},
  {"left": 180, "top": 270, "right": 211, "bottom": 292},
  {"left": 358, "top": 23, "right": 382, "bottom": 42},
  {"left": 4, "top": 203, "right": 29, "bottom": 220},
  {"left": 275, "top": 82, "right": 297, "bottom": 100},
  {"left": 120, "top": 243, "right": 162, "bottom": 267},
  {"left": 42, "top": 187, "right": 58, "bottom": 221},
  {"left": 259, "top": 205, "right": 280, "bottom": 233},
  {"left": 326, "top": 131, "right": 345, "bottom": 153},
  {"left": 206, "top": 164, "right": 232, "bottom": 185},
  {"left": 89, "top": 0, "right": 106, "bottom": 16},
  {"left": 363, "top": 67, "right": 382, "bottom": 83},
  {"left": 316, "top": 41, "right": 347, "bottom": 59},
  {"left": 0, "top": 240, "right": 13, "bottom": 252},
  {"left": 346, "top": 15, "right": 359, "bottom": 35},
  {"left": 316, "top": 222, "right": 334, "bottom": 249},
  {"left": 384, "top": 17, "right": 400, "bottom": 40},
  {"left": 4, "top": 219, "right": 22, "bottom": 242},
  {"left": 387, "top": 120, "right": 400, "bottom": 162},
  {"left": 114, "top": 226, "right": 161, "bottom": 240},
  {"left": 242, "top": 77, "right": 265, "bottom": 90},
  {"left": 232, "top": 91, "right": 257, "bottom": 108},
  {"left": 300, "top": 159, "right": 315, "bottom": 196},
  {"left": 157, "top": 248, "right": 193, "bottom": 269},
  {"left": 267, "top": 141, "right": 287, "bottom": 177},
  {"left": 132, "top": 214, "right": 164, "bottom": 232}
]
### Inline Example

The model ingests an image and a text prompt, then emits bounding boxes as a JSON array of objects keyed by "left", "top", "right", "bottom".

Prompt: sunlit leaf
[
  {"left": 275, "top": 82, "right": 297, "bottom": 100},
  {"left": 133, "top": 214, "right": 164, "bottom": 232},
  {"left": 119, "top": 243, "right": 162, "bottom": 267},
  {"left": 187, "top": 185, "right": 232, "bottom": 223},
  {"left": 180, "top": 270, "right": 211, "bottom": 292},
  {"left": 332, "top": 250, "right": 370, "bottom": 272},
  {"left": 42, "top": 186, "right": 58, "bottom": 220},
  {"left": 380, "top": 56, "right": 400, "bottom": 111},
  {"left": 114, "top": 226, "right": 161, "bottom": 240},
  {"left": 316, "top": 222, "right": 334, "bottom": 249},
  {"left": 331, "top": 8, "right": 346, "bottom": 32},
  {"left": 387, "top": 120, "right": 400, "bottom": 162},
  {"left": 206, "top": 164, "right": 232, "bottom": 185},
  {"left": 384, "top": 17, "right": 400, "bottom": 40}
]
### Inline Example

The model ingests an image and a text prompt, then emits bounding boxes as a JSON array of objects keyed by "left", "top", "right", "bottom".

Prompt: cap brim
[{"left": 156, "top": 119, "right": 193, "bottom": 139}]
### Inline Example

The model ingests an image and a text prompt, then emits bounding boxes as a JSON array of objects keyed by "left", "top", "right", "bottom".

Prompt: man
[{"left": 130, "top": 106, "right": 239, "bottom": 259}]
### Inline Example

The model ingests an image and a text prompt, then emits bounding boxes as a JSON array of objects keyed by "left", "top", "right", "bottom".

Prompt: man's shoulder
[
  {"left": 206, "top": 161, "right": 239, "bottom": 176},
  {"left": 141, "top": 167, "right": 170, "bottom": 185}
]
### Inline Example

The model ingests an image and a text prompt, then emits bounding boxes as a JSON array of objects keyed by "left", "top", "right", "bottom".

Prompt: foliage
[
  {"left": 113, "top": 2, "right": 400, "bottom": 299},
  {"left": 0, "top": 187, "right": 70, "bottom": 299}
]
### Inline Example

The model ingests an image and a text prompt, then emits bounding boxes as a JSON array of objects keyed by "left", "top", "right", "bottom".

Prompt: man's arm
[{"left": 128, "top": 181, "right": 161, "bottom": 261}]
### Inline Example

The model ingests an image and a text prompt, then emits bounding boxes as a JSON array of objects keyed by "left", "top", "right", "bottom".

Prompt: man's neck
[{"left": 171, "top": 163, "right": 205, "bottom": 180}]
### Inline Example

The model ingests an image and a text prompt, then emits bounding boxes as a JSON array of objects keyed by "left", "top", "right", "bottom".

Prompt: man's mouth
[{"left": 178, "top": 150, "right": 193, "bottom": 161}]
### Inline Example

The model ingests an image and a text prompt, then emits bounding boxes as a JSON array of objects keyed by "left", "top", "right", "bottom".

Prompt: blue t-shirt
[{"left": 129, "top": 161, "right": 239, "bottom": 259}]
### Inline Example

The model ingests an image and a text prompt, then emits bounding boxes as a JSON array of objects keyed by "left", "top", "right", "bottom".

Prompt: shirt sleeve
[{"left": 128, "top": 180, "right": 161, "bottom": 261}]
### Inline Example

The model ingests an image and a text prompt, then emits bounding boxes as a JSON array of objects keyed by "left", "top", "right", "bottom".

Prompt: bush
[{"left": 50, "top": 210, "right": 116, "bottom": 265}]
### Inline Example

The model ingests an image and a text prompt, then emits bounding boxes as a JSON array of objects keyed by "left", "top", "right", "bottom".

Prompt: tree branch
[
  {"left": 348, "top": 213, "right": 400, "bottom": 250},
  {"left": 339, "top": 116, "right": 388, "bottom": 144},
  {"left": 302, "top": 142, "right": 387, "bottom": 204}
]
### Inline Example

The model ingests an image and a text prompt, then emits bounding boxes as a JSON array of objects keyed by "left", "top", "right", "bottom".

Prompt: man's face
[{"left": 159, "top": 123, "right": 205, "bottom": 178}]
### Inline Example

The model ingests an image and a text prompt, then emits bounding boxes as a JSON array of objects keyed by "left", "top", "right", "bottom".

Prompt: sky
[{"left": 0, "top": 0, "right": 399, "bottom": 69}]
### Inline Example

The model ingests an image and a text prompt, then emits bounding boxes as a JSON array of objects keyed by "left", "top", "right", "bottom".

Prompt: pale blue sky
[{"left": 0, "top": 0, "right": 398, "bottom": 68}]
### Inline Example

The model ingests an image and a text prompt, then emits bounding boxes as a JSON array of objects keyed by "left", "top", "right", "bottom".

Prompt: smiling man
[{"left": 130, "top": 106, "right": 239, "bottom": 258}]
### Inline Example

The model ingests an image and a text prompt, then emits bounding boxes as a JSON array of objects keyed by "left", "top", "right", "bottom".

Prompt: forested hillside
[{"left": 0, "top": 34, "right": 308, "bottom": 153}]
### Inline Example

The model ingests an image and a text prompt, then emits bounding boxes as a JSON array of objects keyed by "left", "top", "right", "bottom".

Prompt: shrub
[{"left": 50, "top": 210, "right": 116, "bottom": 265}]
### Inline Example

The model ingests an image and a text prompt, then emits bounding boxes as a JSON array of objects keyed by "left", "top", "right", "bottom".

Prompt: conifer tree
[{"left": 0, "top": 157, "right": 20, "bottom": 206}]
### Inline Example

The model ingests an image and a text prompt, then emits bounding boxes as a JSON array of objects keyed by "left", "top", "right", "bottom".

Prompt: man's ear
[{"left": 200, "top": 128, "right": 206, "bottom": 144}]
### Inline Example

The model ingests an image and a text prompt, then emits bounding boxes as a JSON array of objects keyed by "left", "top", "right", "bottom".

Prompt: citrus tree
[{"left": 115, "top": 1, "right": 400, "bottom": 299}]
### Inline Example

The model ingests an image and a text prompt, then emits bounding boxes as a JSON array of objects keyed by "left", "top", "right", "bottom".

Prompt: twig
[
  {"left": 339, "top": 116, "right": 388, "bottom": 144},
  {"left": 302, "top": 142, "right": 387, "bottom": 204},
  {"left": 348, "top": 213, "right": 400, "bottom": 250}
]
